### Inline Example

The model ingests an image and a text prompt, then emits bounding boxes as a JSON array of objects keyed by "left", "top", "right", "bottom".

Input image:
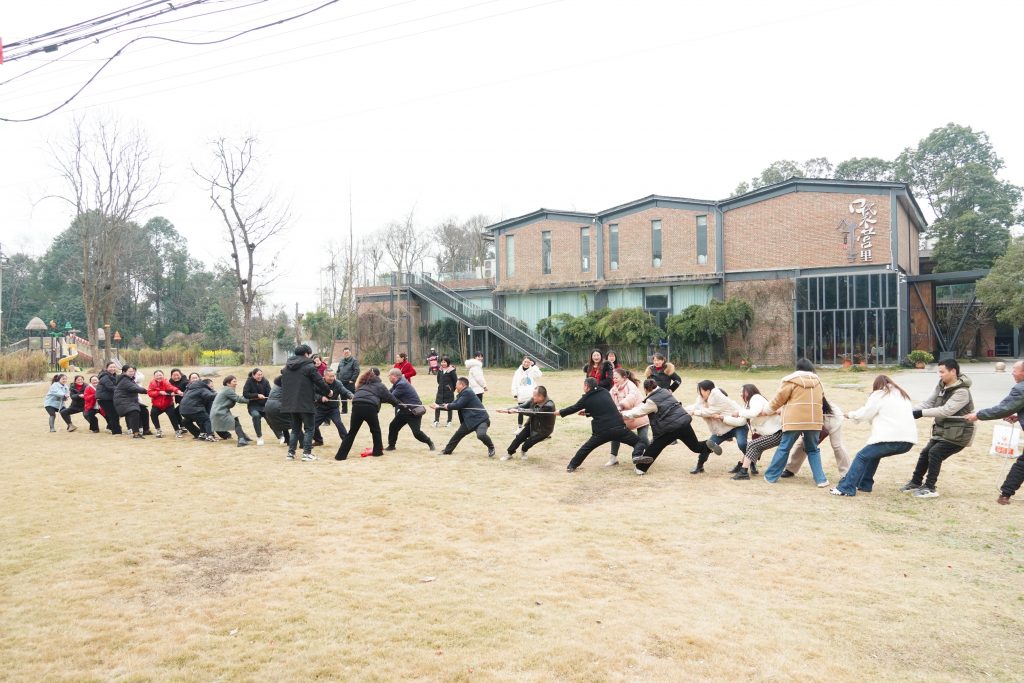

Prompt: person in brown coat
[{"left": 761, "top": 358, "right": 828, "bottom": 485}]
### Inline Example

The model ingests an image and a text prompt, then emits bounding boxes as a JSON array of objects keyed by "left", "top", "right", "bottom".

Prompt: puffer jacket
[
  {"left": 689, "top": 387, "right": 745, "bottom": 436},
  {"left": 736, "top": 393, "right": 782, "bottom": 436},
  {"left": 68, "top": 381, "right": 87, "bottom": 411},
  {"left": 436, "top": 366, "right": 458, "bottom": 404},
  {"left": 148, "top": 378, "right": 181, "bottom": 411},
  {"left": 465, "top": 358, "right": 487, "bottom": 394},
  {"left": 179, "top": 380, "right": 216, "bottom": 416},
  {"left": 917, "top": 374, "right": 975, "bottom": 447},
  {"left": 113, "top": 374, "right": 147, "bottom": 415},
  {"left": 351, "top": 375, "right": 398, "bottom": 411},
  {"left": 95, "top": 370, "right": 118, "bottom": 401},
  {"left": 611, "top": 379, "right": 649, "bottom": 430},
  {"left": 43, "top": 382, "right": 69, "bottom": 410},
  {"left": 645, "top": 362, "right": 681, "bottom": 392},
  {"left": 849, "top": 389, "right": 918, "bottom": 445},
  {"left": 767, "top": 371, "right": 824, "bottom": 432}
]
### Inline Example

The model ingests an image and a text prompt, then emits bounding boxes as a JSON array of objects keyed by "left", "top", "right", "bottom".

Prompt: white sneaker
[
  {"left": 279, "top": 436, "right": 286, "bottom": 444},
  {"left": 521, "top": 452, "right": 529, "bottom": 460},
  {"left": 301, "top": 452, "right": 317, "bottom": 462},
  {"left": 816, "top": 480, "right": 830, "bottom": 488},
  {"left": 445, "top": 422, "right": 452, "bottom": 428},
  {"left": 432, "top": 421, "right": 440, "bottom": 428},
  {"left": 155, "top": 429, "right": 162, "bottom": 438},
  {"left": 634, "top": 467, "right": 646, "bottom": 476},
  {"left": 500, "top": 453, "right": 513, "bottom": 461},
  {"left": 256, "top": 437, "right": 265, "bottom": 446},
  {"left": 514, "top": 426, "right": 524, "bottom": 435},
  {"left": 604, "top": 457, "right": 619, "bottom": 467}
]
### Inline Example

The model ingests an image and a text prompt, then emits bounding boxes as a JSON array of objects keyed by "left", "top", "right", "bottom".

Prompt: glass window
[
  {"left": 796, "top": 279, "right": 808, "bottom": 311},
  {"left": 645, "top": 287, "right": 670, "bottom": 310},
  {"left": 836, "top": 311, "right": 849, "bottom": 358},
  {"left": 824, "top": 277, "right": 837, "bottom": 309},
  {"left": 505, "top": 234, "right": 515, "bottom": 278},
  {"left": 855, "top": 275, "right": 869, "bottom": 308},
  {"left": 580, "top": 227, "right": 590, "bottom": 272},
  {"left": 808, "top": 278, "right": 819, "bottom": 311},
  {"left": 884, "top": 308, "right": 898, "bottom": 361},
  {"left": 869, "top": 273, "right": 881, "bottom": 308},
  {"left": 696, "top": 215, "right": 708, "bottom": 265},
  {"left": 821, "top": 311, "right": 835, "bottom": 364},
  {"left": 541, "top": 231, "right": 551, "bottom": 275},
  {"left": 652, "top": 220, "right": 662, "bottom": 267},
  {"left": 852, "top": 309, "right": 866, "bottom": 357},
  {"left": 608, "top": 224, "right": 619, "bottom": 271},
  {"left": 886, "top": 273, "right": 897, "bottom": 307}
]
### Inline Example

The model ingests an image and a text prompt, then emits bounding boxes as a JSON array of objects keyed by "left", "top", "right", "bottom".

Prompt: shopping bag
[{"left": 989, "top": 422, "right": 1022, "bottom": 458}]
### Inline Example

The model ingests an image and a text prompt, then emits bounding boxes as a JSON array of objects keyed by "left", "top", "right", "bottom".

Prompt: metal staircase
[{"left": 397, "top": 272, "right": 571, "bottom": 370}]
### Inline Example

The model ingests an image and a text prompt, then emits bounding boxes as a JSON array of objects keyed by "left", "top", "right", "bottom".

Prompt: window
[
  {"left": 608, "top": 224, "right": 619, "bottom": 271},
  {"left": 696, "top": 215, "right": 708, "bottom": 265},
  {"left": 644, "top": 287, "right": 670, "bottom": 310},
  {"left": 651, "top": 220, "right": 662, "bottom": 267},
  {"left": 541, "top": 231, "right": 552, "bottom": 275},
  {"left": 580, "top": 227, "right": 590, "bottom": 272},
  {"left": 505, "top": 234, "right": 515, "bottom": 277}
]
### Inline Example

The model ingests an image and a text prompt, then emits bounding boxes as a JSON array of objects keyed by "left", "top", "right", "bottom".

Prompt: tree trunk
[{"left": 242, "top": 302, "right": 253, "bottom": 365}]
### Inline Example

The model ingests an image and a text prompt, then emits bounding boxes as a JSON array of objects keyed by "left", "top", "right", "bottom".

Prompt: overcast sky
[{"left": 1, "top": 0, "right": 1021, "bottom": 312}]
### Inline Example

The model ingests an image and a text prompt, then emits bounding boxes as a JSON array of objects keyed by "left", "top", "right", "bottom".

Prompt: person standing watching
[
  {"left": 385, "top": 368, "right": 435, "bottom": 452},
  {"left": 899, "top": 359, "right": 974, "bottom": 498},
  {"left": 644, "top": 353, "right": 681, "bottom": 393},
  {"left": 964, "top": 359, "right": 1024, "bottom": 505},
  {"left": 335, "top": 347, "right": 360, "bottom": 415},
  {"left": 559, "top": 377, "right": 647, "bottom": 473},
  {"left": 280, "top": 344, "right": 333, "bottom": 462},
  {"left": 761, "top": 358, "right": 827, "bottom": 485},
  {"left": 433, "top": 356, "right": 458, "bottom": 427},
  {"left": 466, "top": 352, "right": 488, "bottom": 401},
  {"left": 511, "top": 356, "right": 543, "bottom": 427}
]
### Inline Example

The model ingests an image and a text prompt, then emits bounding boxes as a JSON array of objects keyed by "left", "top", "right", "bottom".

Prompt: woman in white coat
[
  {"left": 728, "top": 384, "right": 783, "bottom": 480},
  {"left": 689, "top": 380, "right": 747, "bottom": 458},
  {"left": 830, "top": 375, "right": 918, "bottom": 497},
  {"left": 510, "top": 356, "right": 543, "bottom": 427}
]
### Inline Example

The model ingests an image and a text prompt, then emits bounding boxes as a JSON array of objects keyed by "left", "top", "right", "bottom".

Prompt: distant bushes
[
  {"left": 122, "top": 345, "right": 202, "bottom": 369},
  {"left": 199, "top": 349, "right": 242, "bottom": 366},
  {"left": 0, "top": 351, "right": 51, "bottom": 384}
]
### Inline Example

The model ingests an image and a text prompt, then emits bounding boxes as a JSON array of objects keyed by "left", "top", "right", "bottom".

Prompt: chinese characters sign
[{"left": 836, "top": 198, "right": 878, "bottom": 263}]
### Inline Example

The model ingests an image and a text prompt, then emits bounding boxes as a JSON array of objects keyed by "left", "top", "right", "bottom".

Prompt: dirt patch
[{"left": 164, "top": 542, "right": 282, "bottom": 593}]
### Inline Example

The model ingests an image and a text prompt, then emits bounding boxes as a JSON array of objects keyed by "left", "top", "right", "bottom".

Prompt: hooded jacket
[
  {"left": 436, "top": 365, "right": 458, "bottom": 404},
  {"left": 917, "top": 373, "right": 975, "bottom": 447},
  {"left": 280, "top": 355, "right": 331, "bottom": 414},
  {"left": 645, "top": 362, "right": 681, "bottom": 392},
  {"left": 689, "top": 387, "right": 746, "bottom": 436},
  {"left": 351, "top": 375, "right": 398, "bottom": 411},
  {"left": 512, "top": 363, "right": 543, "bottom": 402},
  {"left": 43, "top": 382, "right": 69, "bottom": 410},
  {"left": 767, "top": 370, "right": 824, "bottom": 432},
  {"left": 95, "top": 370, "right": 118, "bottom": 401},
  {"left": 179, "top": 380, "right": 216, "bottom": 416},
  {"left": 465, "top": 358, "right": 487, "bottom": 394},
  {"left": 113, "top": 374, "right": 147, "bottom": 415}
]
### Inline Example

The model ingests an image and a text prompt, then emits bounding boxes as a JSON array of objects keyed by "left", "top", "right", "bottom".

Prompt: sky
[{"left": 1, "top": 0, "right": 1022, "bottom": 313}]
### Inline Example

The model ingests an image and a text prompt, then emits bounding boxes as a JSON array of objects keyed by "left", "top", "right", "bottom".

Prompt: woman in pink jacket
[{"left": 607, "top": 368, "right": 650, "bottom": 466}]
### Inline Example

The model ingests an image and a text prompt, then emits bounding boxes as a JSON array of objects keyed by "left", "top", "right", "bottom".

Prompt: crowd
[{"left": 41, "top": 345, "right": 1024, "bottom": 504}]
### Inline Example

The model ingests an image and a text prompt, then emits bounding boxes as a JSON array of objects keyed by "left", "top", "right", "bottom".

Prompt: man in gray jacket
[
  {"left": 335, "top": 347, "right": 360, "bottom": 414},
  {"left": 901, "top": 358, "right": 974, "bottom": 498},
  {"left": 965, "top": 359, "right": 1024, "bottom": 505}
]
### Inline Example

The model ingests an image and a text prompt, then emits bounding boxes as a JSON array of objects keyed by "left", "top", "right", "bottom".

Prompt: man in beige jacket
[{"left": 761, "top": 358, "right": 829, "bottom": 486}]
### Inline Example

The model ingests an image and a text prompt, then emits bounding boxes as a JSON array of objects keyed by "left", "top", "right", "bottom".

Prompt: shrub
[
  {"left": 361, "top": 347, "right": 387, "bottom": 366},
  {"left": 122, "top": 345, "right": 201, "bottom": 369},
  {"left": 199, "top": 349, "right": 242, "bottom": 366},
  {"left": 0, "top": 351, "right": 51, "bottom": 384},
  {"left": 907, "top": 350, "right": 934, "bottom": 365}
]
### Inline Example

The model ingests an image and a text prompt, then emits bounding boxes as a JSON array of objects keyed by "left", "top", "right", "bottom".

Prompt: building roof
[{"left": 25, "top": 316, "right": 47, "bottom": 331}]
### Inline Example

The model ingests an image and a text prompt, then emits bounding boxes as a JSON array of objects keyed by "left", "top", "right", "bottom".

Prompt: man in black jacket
[
  {"left": 498, "top": 386, "right": 556, "bottom": 460},
  {"left": 385, "top": 368, "right": 435, "bottom": 452},
  {"left": 313, "top": 368, "right": 353, "bottom": 446},
  {"left": 335, "top": 347, "right": 360, "bottom": 415},
  {"left": 280, "top": 344, "right": 333, "bottom": 461},
  {"left": 559, "top": 377, "right": 646, "bottom": 472},
  {"left": 432, "top": 377, "right": 495, "bottom": 457}
]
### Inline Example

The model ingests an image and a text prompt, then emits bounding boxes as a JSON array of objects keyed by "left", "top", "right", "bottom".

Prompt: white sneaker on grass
[
  {"left": 913, "top": 487, "right": 939, "bottom": 498},
  {"left": 256, "top": 437, "right": 264, "bottom": 446}
]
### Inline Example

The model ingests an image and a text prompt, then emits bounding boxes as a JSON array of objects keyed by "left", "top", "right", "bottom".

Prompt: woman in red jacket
[
  {"left": 394, "top": 352, "right": 417, "bottom": 382},
  {"left": 148, "top": 369, "right": 184, "bottom": 438},
  {"left": 83, "top": 375, "right": 101, "bottom": 433}
]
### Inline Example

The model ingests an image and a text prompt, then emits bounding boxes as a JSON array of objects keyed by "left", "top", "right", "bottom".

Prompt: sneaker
[
  {"left": 256, "top": 437, "right": 264, "bottom": 446},
  {"left": 312, "top": 440, "right": 324, "bottom": 447},
  {"left": 913, "top": 487, "right": 939, "bottom": 498},
  {"left": 728, "top": 461, "right": 743, "bottom": 474},
  {"left": 279, "top": 436, "right": 286, "bottom": 444},
  {"left": 384, "top": 445, "right": 396, "bottom": 451},
  {"left": 302, "top": 452, "right": 317, "bottom": 461},
  {"left": 566, "top": 466, "right": 577, "bottom": 473},
  {"left": 155, "top": 429, "right": 162, "bottom": 438},
  {"left": 780, "top": 469, "right": 795, "bottom": 478},
  {"left": 500, "top": 453, "right": 513, "bottom": 461},
  {"left": 445, "top": 422, "right": 452, "bottom": 428},
  {"left": 520, "top": 452, "right": 529, "bottom": 460},
  {"left": 816, "top": 480, "right": 830, "bottom": 488},
  {"left": 175, "top": 429, "right": 185, "bottom": 439},
  {"left": 829, "top": 488, "right": 851, "bottom": 496},
  {"left": 705, "top": 440, "right": 723, "bottom": 455},
  {"left": 633, "top": 454, "right": 654, "bottom": 466},
  {"left": 286, "top": 452, "right": 295, "bottom": 460},
  {"left": 634, "top": 467, "right": 646, "bottom": 476},
  {"left": 49, "top": 428, "right": 56, "bottom": 433},
  {"left": 731, "top": 469, "right": 750, "bottom": 480},
  {"left": 899, "top": 481, "right": 922, "bottom": 493},
  {"left": 487, "top": 448, "right": 496, "bottom": 458},
  {"left": 194, "top": 433, "right": 205, "bottom": 440},
  {"left": 997, "top": 495, "right": 1011, "bottom": 505},
  {"left": 438, "top": 450, "right": 452, "bottom": 456},
  {"left": 133, "top": 433, "right": 145, "bottom": 439},
  {"left": 67, "top": 424, "right": 77, "bottom": 432},
  {"left": 432, "top": 421, "right": 440, "bottom": 428},
  {"left": 237, "top": 438, "right": 251, "bottom": 447},
  {"left": 427, "top": 441, "right": 436, "bottom": 452},
  {"left": 604, "top": 457, "right": 619, "bottom": 467}
]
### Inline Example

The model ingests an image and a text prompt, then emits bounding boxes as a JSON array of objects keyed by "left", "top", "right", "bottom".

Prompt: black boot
[
  {"left": 690, "top": 452, "right": 709, "bottom": 474},
  {"left": 750, "top": 462, "right": 759, "bottom": 475},
  {"left": 728, "top": 461, "right": 743, "bottom": 474},
  {"left": 731, "top": 468, "right": 750, "bottom": 480}
]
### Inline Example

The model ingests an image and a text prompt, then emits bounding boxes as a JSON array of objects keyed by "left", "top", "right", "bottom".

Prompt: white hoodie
[
  {"left": 465, "top": 358, "right": 487, "bottom": 394},
  {"left": 511, "top": 364, "right": 542, "bottom": 402},
  {"left": 848, "top": 389, "right": 918, "bottom": 445}
]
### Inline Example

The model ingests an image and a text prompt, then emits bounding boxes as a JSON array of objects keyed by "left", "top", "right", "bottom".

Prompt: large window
[
  {"left": 608, "top": 224, "right": 619, "bottom": 271},
  {"left": 541, "top": 231, "right": 552, "bottom": 275},
  {"left": 652, "top": 220, "right": 662, "bottom": 267},
  {"left": 795, "top": 273, "right": 899, "bottom": 365},
  {"left": 580, "top": 227, "right": 590, "bottom": 272},
  {"left": 505, "top": 234, "right": 515, "bottom": 277},
  {"left": 696, "top": 215, "right": 708, "bottom": 265}
]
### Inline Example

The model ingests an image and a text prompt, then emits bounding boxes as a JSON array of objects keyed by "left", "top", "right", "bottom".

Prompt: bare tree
[
  {"left": 434, "top": 216, "right": 467, "bottom": 275},
  {"left": 462, "top": 214, "right": 494, "bottom": 271},
  {"left": 362, "top": 229, "right": 388, "bottom": 285},
  {"left": 384, "top": 209, "right": 433, "bottom": 274},
  {"left": 194, "top": 136, "right": 288, "bottom": 364},
  {"left": 48, "top": 116, "right": 161, "bottom": 361}
]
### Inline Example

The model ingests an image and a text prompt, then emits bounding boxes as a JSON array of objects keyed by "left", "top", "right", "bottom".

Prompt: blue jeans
[
  {"left": 836, "top": 441, "right": 914, "bottom": 496},
  {"left": 764, "top": 430, "right": 825, "bottom": 484},
  {"left": 710, "top": 425, "right": 748, "bottom": 454}
]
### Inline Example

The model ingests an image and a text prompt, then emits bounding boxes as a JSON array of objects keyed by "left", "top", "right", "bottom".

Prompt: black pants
[
  {"left": 59, "top": 405, "right": 83, "bottom": 426},
  {"left": 387, "top": 412, "right": 432, "bottom": 448},
  {"left": 150, "top": 405, "right": 181, "bottom": 431},
  {"left": 507, "top": 423, "right": 550, "bottom": 454},
  {"left": 248, "top": 405, "right": 266, "bottom": 438},
  {"left": 314, "top": 407, "right": 347, "bottom": 441},
  {"left": 84, "top": 408, "right": 101, "bottom": 432},
  {"left": 1000, "top": 454, "right": 1024, "bottom": 498},
  {"left": 336, "top": 403, "right": 382, "bottom": 459},
  {"left": 181, "top": 410, "right": 211, "bottom": 437},
  {"left": 287, "top": 412, "right": 317, "bottom": 455},
  {"left": 568, "top": 426, "right": 645, "bottom": 470},
  {"left": 434, "top": 407, "right": 453, "bottom": 424},
  {"left": 265, "top": 407, "right": 289, "bottom": 441},
  {"left": 636, "top": 423, "right": 710, "bottom": 473},
  {"left": 910, "top": 439, "right": 964, "bottom": 490},
  {"left": 216, "top": 417, "right": 250, "bottom": 441},
  {"left": 124, "top": 408, "right": 144, "bottom": 434},
  {"left": 442, "top": 420, "right": 493, "bottom": 453},
  {"left": 98, "top": 399, "right": 122, "bottom": 434},
  {"left": 340, "top": 381, "right": 355, "bottom": 414}
]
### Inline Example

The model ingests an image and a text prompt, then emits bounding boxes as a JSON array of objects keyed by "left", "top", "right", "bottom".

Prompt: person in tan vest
[{"left": 761, "top": 358, "right": 828, "bottom": 486}]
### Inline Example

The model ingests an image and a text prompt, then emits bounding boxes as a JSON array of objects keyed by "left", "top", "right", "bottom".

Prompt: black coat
[
  {"left": 243, "top": 376, "right": 272, "bottom": 408},
  {"left": 95, "top": 370, "right": 118, "bottom": 401},
  {"left": 180, "top": 380, "right": 216, "bottom": 416},
  {"left": 315, "top": 378, "right": 352, "bottom": 415},
  {"left": 518, "top": 397, "right": 556, "bottom": 438},
  {"left": 447, "top": 387, "right": 488, "bottom": 429},
  {"left": 336, "top": 355, "right": 360, "bottom": 385},
  {"left": 69, "top": 382, "right": 87, "bottom": 410},
  {"left": 112, "top": 374, "right": 147, "bottom": 415},
  {"left": 279, "top": 355, "right": 331, "bottom": 414},
  {"left": 435, "top": 366, "right": 457, "bottom": 403},
  {"left": 583, "top": 361, "right": 614, "bottom": 390},
  {"left": 559, "top": 386, "right": 625, "bottom": 434},
  {"left": 264, "top": 384, "right": 289, "bottom": 433},
  {"left": 169, "top": 376, "right": 189, "bottom": 404},
  {"left": 351, "top": 376, "right": 398, "bottom": 411}
]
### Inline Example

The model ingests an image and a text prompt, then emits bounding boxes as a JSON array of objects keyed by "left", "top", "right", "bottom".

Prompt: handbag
[
  {"left": 990, "top": 422, "right": 1022, "bottom": 458},
  {"left": 408, "top": 404, "right": 427, "bottom": 417}
]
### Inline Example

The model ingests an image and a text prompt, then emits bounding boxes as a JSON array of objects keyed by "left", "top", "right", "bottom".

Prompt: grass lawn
[{"left": 2, "top": 365, "right": 1022, "bottom": 681}]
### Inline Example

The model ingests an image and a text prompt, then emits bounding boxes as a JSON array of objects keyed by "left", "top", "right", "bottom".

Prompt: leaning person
[
  {"left": 385, "top": 368, "right": 435, "bottom": 452},
  {"left": 335, "top": 368, "right": 397, "bottom": 460},
  {"left": 783, "top": 396, "right": 850, "bottom": 480},
  {"left": 497, "top": 385, "right": 556, "bottom": 460},
  {"left": 210, "top": 375, "right": 254, "bottom": 447},
  {"left": 964, "top": 359, "right": 1024, "bottom": 505},
  {"left": 433, "top": 376, "right": 495, "bottom": 457},
  {"left": 559, "top": 377, "right": 647, "bottom": 473},
  {"left": 622, "top": 378, "right": 717, "bottom": 476},
  {"left": 761, "top": 358, "right": 828, "bottom": 486}
]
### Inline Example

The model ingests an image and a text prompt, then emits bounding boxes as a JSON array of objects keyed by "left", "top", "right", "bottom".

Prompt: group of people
[{"left": 41, "top": 345, "right": 1024, "bottom": 505}]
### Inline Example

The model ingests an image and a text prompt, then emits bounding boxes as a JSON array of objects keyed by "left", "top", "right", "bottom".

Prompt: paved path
[{"left": 893, "top": 362, "right": 1016, "bottom": 409}]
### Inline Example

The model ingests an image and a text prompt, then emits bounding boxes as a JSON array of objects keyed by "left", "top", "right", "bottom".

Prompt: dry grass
[{"left": 1, "top": 366, "right": 1022, "bottom": 682}]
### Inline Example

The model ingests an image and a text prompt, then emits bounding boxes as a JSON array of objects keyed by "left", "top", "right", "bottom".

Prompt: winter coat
[
  {"left": 388, "top": 376, "right": 424, "bottom": 415},
  {"left": 511, "top": 364, "right": 543, "bottom": 402},
  {"left": 767, "top": 371, "right": 824, "bottom": 432},
  {"left": 689, "top": 387, "right": 746, "bottom": 436},
  {"left": 336, "top": 355, "right": 360, "bottom": 385},
  {"left": 84, "top": 384, "right": 97, "bottom": 412},
  {"left": 68, "top": 381, "right": 87, "bottom": 411},
  {"left": 584, "top": 361, "right": 614, "bottom": 390},
  {"left": 242, "top": 376, "right": 272, "bottom": 408},
  {"left": 447, "top": 387, "right": 489, "bottom": 429},
  {"left": 264, "top": 384, "right": 289, "bottom": 433},
  {"left": 559, "top": 386, "right": 625, "bottom": 435},
  {"left": 736, "top": 393, "right": 782, "bottom": 436},
  {"left": 315, "top": 362, "right": 328, "bottom": 377},
  {"left": 645, "top": 362, "right": 681, "bottom": 393},
  {"left": 514, "top": 397, "right": 556, "bottom": 438},
  {"left": 611, "top": 380, "right": 649, "bottom": 430},
  {"left": 169, "top": 376, "right": 189, "bottom": 404},
  {"left": 351, "top": 376, "right": 398, "bottom": 411},
  {"left": 211, "top": 386, "right": 248, "bottom": 433},
  {"left": 465, "top": 358, "right": 487, "bottom": 394},
  {"left": 436, "top": 366, "right": 458, "bottom": 404},
  {"left": 279, "top": 355, "right": 331, "bottom": 415},
  {"left": 148, "top": 378, "right": 181, "bottom": 411},
  {"left": 848, "top": 389, "right": 918, "bottom": 446},
  {"left": 977, "top": 379, "right": 1024, "bottom": 426},
  {"left": 113, "top": 374, "right": 147, "bottom": 415},
  {"left": 916, "top": 374, "right": 975, "bottom": 447},
  {"left": 314, "top": 379, "right": 352, "bottom": 416},
  {"left": 179, "top": 380, "right": 216, "bottom": 416},
  {"left": 43, "top": 382, "right": 69, "bottom": 410},
  {"left": 95, "top": 370, "right": 118, "bottom": 401},
  {"left": 394, "top": 359, "right": 417, "bottom": 382}
]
